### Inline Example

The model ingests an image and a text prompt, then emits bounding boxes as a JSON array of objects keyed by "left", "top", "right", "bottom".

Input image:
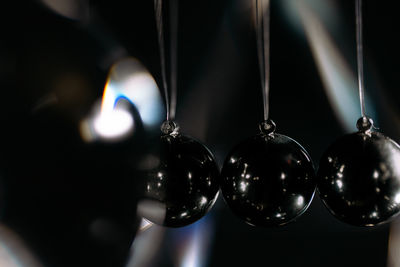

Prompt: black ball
[
  {"left": 220, "top": 132, "right": 316, "bottom": 227},
  {"left": 137, "top": 132, "right": 220, "bottom": 227},
  {"left": 317, "top": 130, "right": 400, "bottom": 226}
]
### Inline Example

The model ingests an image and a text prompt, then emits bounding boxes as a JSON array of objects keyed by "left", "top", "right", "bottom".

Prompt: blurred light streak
[
  {"left": 40, "top": 0, "right": 90, "bottom": 21},
  {"left": 174, "top": 215, "right": 215, "bottom": 267},
  {"left": 286, "top": 0, "right": 375, "bottom": 131},
  {"left": 126, "top": 221, "right": 165, "bottom": 267},
  {"left": 279, "top": 0, "right": 338, "bottom": 35},
  {"left": 80, "top": 58, "right": 163, "bottom": 142},
  {"left": 388, "top": 218, "right": 400, "bottom": 267},
  {"left": 0, "top": 224, "right": 43, "bottom": 267},
  {"left": 32, "top": 94, "right": 58, "bottom": 113}
]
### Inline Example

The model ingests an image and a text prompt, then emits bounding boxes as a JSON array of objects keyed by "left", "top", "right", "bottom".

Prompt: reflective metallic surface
[
  {"left": 317, "top": 131, "right": 400, "bottom": 226},
  {"left": 137, "top": 134, "right": 220, "bottom": 227},
  {"left": 220, "top": 133, "right": 316, "bottom": 227}
]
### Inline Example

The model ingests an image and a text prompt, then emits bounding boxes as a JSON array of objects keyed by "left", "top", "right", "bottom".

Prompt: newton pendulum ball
[
  {"left": 317, "top": 117, "right": 400, "bottom": 226},
  {"left": 220, "top": 120, "right": 316, "bottom": 227},
  {"left": 138, "top": 120, "right": 220, "bottom": 227}
]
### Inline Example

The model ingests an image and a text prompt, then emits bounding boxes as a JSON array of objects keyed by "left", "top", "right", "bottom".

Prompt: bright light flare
[
  {"left": 80, "top": 98, "right": 135, "bottom": 143},
  {"left": 80, "top": 57, "right": 163, "bottom": 143},
  {"left": 92, "top": 108, "right": 134, "bottom": 140}
]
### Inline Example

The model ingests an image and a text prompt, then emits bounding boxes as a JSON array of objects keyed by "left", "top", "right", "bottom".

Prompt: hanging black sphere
[
  {"left": 137, "top": 121, "right": 220, "bottom": 227},
  {"left": 317, "top": 117, "right": 400, "bottom": 226},
  {"left": 220, "top": 120, "right": 316, "bottom": 227}
]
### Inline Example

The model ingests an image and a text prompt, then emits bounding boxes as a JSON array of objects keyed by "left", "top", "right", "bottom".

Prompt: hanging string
[
  {"left": 169, "top": 0, "right": 178, "bottom": 120},
  {"left": 355, "top": 0, "right": 366, "bottom": 118},
  {"left": 256, "top": 0, "right": 271, "bottom": 121},
  {"left": 154, "top": 0, "right": 179, "bottom": 121}
]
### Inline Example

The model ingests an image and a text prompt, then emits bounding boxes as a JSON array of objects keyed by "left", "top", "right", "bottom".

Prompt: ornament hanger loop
[
  {"left": 356, "top": 116, "right": 373, "bottom": 133},
  {"left": 154, "top": 0, "right": 178, "bottom": 121},
  {"left": 255, "top": 0, "right": 271, "bottom": 121},
  {"left": 161, "top": 120, "right": 180, "bottom": 136},
  {"left": 259, "top": 119, "right": 276, "bottom": 136}
]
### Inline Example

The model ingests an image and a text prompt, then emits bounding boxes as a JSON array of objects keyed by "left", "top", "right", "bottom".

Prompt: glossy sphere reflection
[
  {"left": 317, "top": 131, "right": 400, "bottom": 226},
  {"left": 220, "top": 134, "right": 316, "bottom": 227},
  {"left": 138, "top": 134, "right": 220, "bottom": 227}
]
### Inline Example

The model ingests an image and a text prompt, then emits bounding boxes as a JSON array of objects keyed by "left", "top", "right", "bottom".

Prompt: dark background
[{"left": 1, "top": 0, "right": 400, "bottom": 266}]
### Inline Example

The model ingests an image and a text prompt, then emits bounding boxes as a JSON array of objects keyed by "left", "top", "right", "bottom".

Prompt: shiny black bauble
[
  {"left": 220, "top": 126, "right": 316, "bottom": 227},
  {"left": 137, "top": 130, "right": 220, "bottom": 228},
  {"left": 317, "top": 128, "right": 400, "bottom": 226}
]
